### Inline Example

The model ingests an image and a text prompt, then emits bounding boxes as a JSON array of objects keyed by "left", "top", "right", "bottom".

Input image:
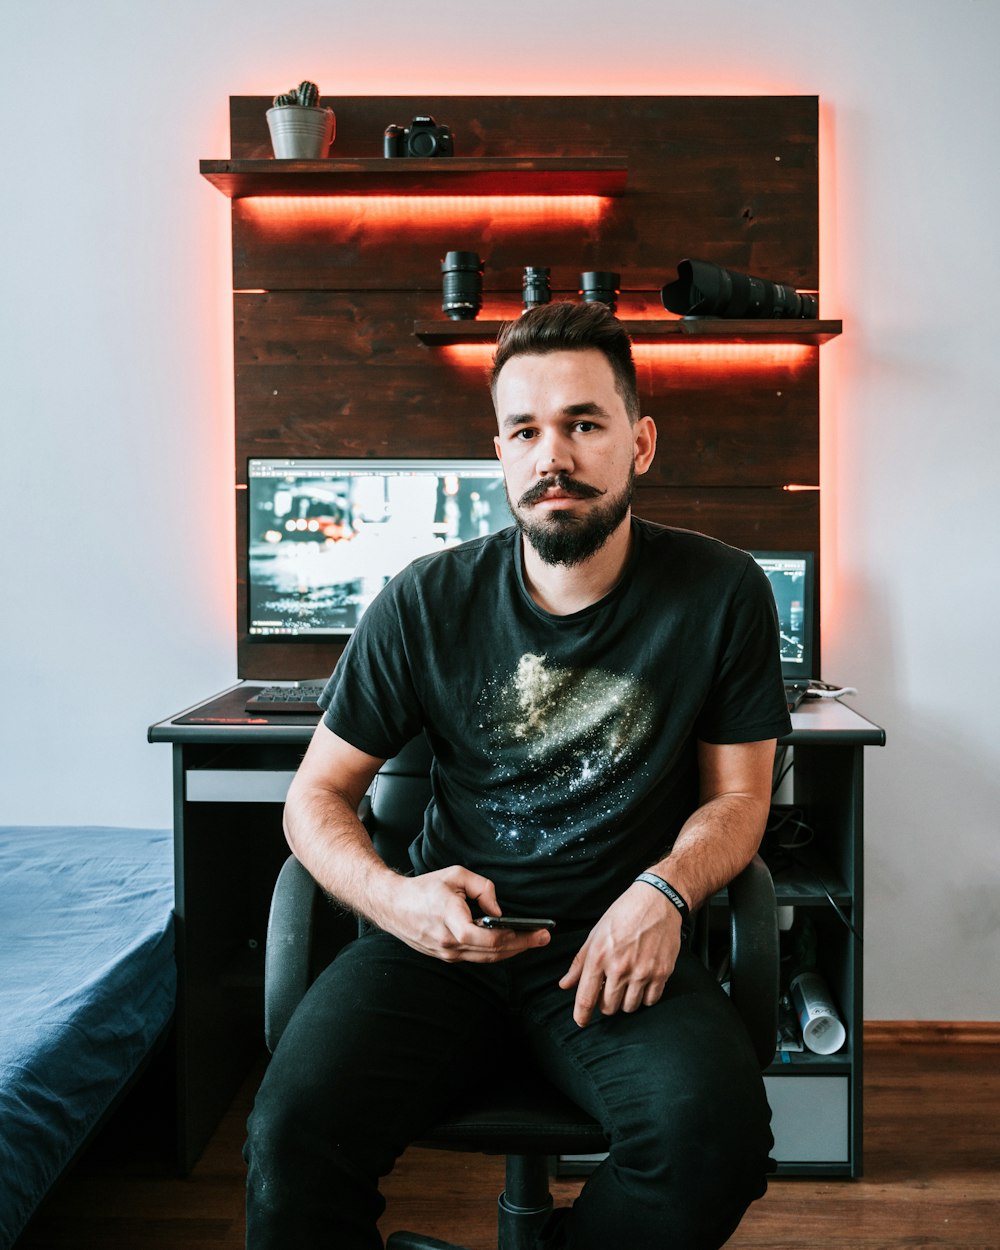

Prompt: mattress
[{"left": 0, "top": 825, "right": 175, "bottom": 1248}]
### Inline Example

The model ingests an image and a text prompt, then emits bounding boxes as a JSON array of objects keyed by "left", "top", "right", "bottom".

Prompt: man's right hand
[
  {"left": 377, "top": 865, "right": 552, "bottom": 963},
  {"left": 285, "top": 726, "right": 549, "bottom": 964}
]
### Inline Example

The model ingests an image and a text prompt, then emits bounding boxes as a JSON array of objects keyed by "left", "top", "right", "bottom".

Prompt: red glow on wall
[
  {"left": 439, "top": 341, "right": 814, "bottom": 371},
  {"left": 438, "top": 340, "right": 815, "bottom": 375},
  {"left": 239, "top": 194, "right": 610, "bottom": 228},
  {"left": 438, "top": 344, "right": 497, "bottom": 368},
  {"left": 633, "top": 343, "right": 813, "bottom": 370}
]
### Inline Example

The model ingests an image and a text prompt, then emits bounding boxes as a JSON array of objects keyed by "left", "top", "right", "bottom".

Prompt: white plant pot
[{"left": 266, "top": 105, "right": 336, "bottom": 159}]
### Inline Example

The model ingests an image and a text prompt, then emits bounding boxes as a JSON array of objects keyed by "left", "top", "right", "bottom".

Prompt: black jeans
[{"left": 244, "top": 927, "right": 773, "bottom": 1250}]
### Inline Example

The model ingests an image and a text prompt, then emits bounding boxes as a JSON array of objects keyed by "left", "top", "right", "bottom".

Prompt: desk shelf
[
  {"left": 768, "top": 1050, "right": 854, "bottom": 1074},
  {"left": 200, "top": 157, "right": 629, "bottom": 199}
]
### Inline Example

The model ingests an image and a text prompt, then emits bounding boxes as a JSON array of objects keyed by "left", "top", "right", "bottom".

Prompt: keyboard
[{"left": 244, "top": 683, "right": 326, "bottom": 715}]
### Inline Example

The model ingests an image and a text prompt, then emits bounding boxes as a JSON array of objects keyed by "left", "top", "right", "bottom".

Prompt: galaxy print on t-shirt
[{"left": 475, "top": 653, "right": 654, "bottom": 858}]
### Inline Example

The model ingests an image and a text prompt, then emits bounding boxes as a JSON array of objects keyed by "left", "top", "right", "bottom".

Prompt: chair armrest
[
  {"left": 264, "top": 854, "right": 320, "bottom": 1054},
  {"left": 727, "top": 853, "right": 779, "bottom": 1070}
]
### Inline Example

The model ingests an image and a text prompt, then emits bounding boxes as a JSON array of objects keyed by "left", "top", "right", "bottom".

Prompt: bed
[{"left": 0, "top": 825, "right": 175, "bottom": 1248}]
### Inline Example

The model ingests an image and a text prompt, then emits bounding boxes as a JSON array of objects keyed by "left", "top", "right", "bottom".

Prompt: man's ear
[
  {"left": 494, "top": 435, "right": 503, "bottom": 462},
  {"left": 634, "top": 415, "right": 657, "bottom": 477}
]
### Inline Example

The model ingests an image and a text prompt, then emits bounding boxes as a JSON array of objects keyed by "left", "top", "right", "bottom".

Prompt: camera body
[{"left": 384, "top": 116, "right": 454, "bottom": 158}]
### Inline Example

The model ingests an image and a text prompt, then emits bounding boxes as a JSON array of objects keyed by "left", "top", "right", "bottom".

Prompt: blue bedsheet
[{"left": 0, "top": 826, "right": 175, "bottom": 1249}]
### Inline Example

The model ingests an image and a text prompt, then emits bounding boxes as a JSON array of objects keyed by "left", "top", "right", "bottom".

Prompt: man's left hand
[{"left": 558, "top": 882, "right": 685, "bottom": 1027}]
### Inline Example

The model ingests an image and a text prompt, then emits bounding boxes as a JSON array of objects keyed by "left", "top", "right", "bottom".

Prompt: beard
[{"left": 508, "top": 465, "right": 635, "bottom": 567}]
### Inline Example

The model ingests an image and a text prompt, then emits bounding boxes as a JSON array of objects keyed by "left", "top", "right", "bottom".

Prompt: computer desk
[{"left": 150, "top": 687, "right": 884, "bottom": 1176}]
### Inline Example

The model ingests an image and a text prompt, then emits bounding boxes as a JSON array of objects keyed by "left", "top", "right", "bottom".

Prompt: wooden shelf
[
  {"left": 414, "top": 318, "right": 843, "bottom": 346},
  {"left": 200, "top": 157, "right": 628, "bottom": 198}
]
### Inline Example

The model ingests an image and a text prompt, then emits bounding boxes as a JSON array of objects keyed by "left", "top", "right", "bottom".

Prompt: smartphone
[{"left": 478, "top": 916, "right": 556, "bottom": 931}]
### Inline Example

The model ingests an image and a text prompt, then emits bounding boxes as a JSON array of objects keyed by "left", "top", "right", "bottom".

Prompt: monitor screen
[
  {"left": 750, "top": 551, "right": 816, "bottom": 681},
  {"left": 247, "top": 458, "right": 515, "bottom": 638}
]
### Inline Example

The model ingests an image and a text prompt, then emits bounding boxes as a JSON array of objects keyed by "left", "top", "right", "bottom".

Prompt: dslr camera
[{"left": 384, "top": 115, "right": 455, "bottom": 158}]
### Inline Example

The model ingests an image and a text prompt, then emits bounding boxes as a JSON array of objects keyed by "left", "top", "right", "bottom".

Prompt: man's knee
[
  {"left": 598, "top": 1071, "right": 771, "bottom": 1246},
  {"left": 246, "top": 1032, "right": 384, "bottom": 1170}
]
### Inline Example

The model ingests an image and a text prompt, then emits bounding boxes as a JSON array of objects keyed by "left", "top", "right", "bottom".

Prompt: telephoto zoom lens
[
  {"left": 441, "top": 251, "right": 484, "bottom": 321},
  {"left": 522, "top": 266, "right": 551, "bottom": 312},
  {"left": 661, "top": 259, "right": 818, "bottom": 319},
  {"left": 579, "top": 271, "right": 620, "bottom": 313}
]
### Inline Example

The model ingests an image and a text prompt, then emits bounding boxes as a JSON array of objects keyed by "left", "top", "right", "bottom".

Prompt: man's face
[{"left": 493, "top": 348, "right": 656, "bottom": 566}]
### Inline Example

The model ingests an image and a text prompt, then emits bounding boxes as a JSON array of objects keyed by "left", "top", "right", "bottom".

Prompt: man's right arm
[{"left": 283, "top": 721, "right": 550, "bottom": 964}]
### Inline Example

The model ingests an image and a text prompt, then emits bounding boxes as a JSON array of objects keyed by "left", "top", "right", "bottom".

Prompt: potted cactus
[{"left": 266, "top": 80, "right": 335, "bottom": 158}]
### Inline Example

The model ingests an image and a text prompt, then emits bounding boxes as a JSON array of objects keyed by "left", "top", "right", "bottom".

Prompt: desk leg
[{"left": 172, "top": 748, "right": 290, "bottom": 1172}]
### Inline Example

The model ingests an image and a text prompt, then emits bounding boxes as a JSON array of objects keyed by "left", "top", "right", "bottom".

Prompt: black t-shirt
[{"left": 320, "top": 518, "right": 791, "bottom": 924}]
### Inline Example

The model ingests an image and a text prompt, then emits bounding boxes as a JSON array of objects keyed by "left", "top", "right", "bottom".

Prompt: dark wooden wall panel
[
  {"left": 228, "top": 96, "right": 818, "bottom": 293},
  {"left": 221, "top": 96, "right": 823, "bottom": 679},
  {"left": 234, "top": 293, "right": 818, "bottom": 485},
  {"left": 634, "top": 485, "right": 819, "bottom": 552}
]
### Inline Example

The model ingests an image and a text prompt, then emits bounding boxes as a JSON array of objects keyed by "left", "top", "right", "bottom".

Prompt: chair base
[
  {"left": 386, "top": 1234, "right": 469, "bottom": 1250},
  {"left": 386, "top": 1152, "right": 556, "bottom": 1250}
]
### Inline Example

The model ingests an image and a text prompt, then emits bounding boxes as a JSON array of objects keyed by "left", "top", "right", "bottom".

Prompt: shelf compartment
[
  {"left": 414, "top": 318, "right": 842, "bottom": 346},
  {"left": 200, "top": 157, "right": 628, "bottom": 199},
  {"left": 767, "top": 1051, "right": 853, "bottom": 1074},
  {"left": 710, "top": 848, "right": 850, "bottom": 908},
  {"left": 766, "top": 846, "right": 852, "bottom": 906}
]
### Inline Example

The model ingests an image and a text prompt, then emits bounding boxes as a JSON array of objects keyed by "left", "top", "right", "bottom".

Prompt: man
[{"left": 245, "top": 301, "right": 791, "bottom": 1249}]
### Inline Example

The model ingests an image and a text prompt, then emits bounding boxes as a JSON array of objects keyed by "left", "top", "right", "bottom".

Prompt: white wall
[{"left": 3, "top": 0, "right": 998, "bottom": 1019}]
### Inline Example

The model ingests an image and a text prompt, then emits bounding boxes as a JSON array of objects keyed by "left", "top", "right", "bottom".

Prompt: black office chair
[{"left": 264, "top": 735, "right": 778, "bottom": 1250}]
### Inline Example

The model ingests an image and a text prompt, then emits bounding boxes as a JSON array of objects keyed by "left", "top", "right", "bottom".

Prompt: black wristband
[{"left": 635, "top": 872, "right": 690, "bottom": 921}]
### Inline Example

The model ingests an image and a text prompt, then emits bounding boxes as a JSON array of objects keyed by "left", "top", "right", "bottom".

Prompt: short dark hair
[{"left": 490, "top": 301, "right": 640, "bottom": 424}]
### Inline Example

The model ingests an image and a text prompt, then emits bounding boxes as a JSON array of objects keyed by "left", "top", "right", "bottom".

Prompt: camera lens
[
  {"left": 522, "top": 266, "right": 551, "bottom": 312},
  {"left": 383, "top": 124, "right": 404, "bottom": 158},
  {"left": 579, "top": 271, "right": 620, "bottom": 313},
  {"left": 441, "top": 251, "right": 484, "bottom": 321},
  {"left": 661, "top": 259, "right": 818, "bottom": 319},
  {"left": 408, "top": 128, "right": 439, "bottom": 157}
]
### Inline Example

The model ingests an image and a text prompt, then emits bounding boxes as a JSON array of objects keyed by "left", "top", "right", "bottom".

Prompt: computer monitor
[
  {"left": 246, "top": 458, "right": 515, "bottom": 638},
  {"left": 750, "top": 551, "right": 816, "bottom": 682}
]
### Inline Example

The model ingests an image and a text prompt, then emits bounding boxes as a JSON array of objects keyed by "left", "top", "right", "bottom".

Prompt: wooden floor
[{"left": 15, "top": 1040, "right": 1000, "bottom": 1250}]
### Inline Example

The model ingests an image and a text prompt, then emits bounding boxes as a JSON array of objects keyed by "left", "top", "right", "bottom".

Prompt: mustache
[{"left": 518, "top": 473, "right": 606, "bottom": 508}]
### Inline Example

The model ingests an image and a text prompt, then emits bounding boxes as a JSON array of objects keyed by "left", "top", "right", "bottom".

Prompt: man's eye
[
  {"left": 574, "top": 421, "right": 598, "bottom": 433},
  {"left": 514, "top": 428, "right": 537, "bottom": 440}
]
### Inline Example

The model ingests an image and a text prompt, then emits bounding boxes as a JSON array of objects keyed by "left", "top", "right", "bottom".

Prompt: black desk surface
[
  {"left": 149, "top": 683, "right": 885, "bottom": 748},
  {"left": 148, "top": 683, "right": 318, "bottom": 744}
]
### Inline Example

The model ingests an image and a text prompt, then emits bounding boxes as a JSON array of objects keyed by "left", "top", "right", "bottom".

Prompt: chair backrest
[{"left": 364, "top": 734, "right": 434, "bottom": 872}]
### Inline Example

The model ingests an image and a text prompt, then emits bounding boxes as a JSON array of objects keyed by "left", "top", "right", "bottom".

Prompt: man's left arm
[{"left": 559, "top": 738, "right": 775, "bottom": 1027}]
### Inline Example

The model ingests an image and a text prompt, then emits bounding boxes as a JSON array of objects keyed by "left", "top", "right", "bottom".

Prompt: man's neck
[{"left": 520, "top": 515, "right": 634, "bottom": 616}]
